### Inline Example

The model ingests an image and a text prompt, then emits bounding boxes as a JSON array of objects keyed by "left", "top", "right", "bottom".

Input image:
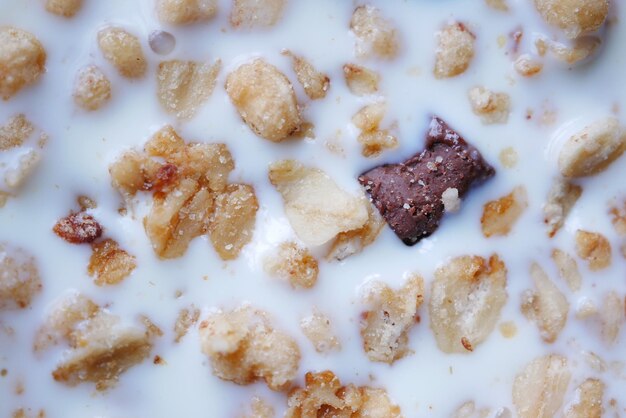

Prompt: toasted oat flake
[
  {"left": 564, "top": 378, "right": 605, "bottom": 418},
  {"left": 264, "top": 241, "right": 318, "bottom": 289},
  {"left": 326, "top": 202, "right": 385, "bottom": 261},
  {"left": 0, "top": 115, "right": 34, "bottom": 151},
  {"left": 343, "top": 63, "right": 380, "bottom": 96},
  {"left": 230, "top": 0, "right": 286, "bottom": 28},
  {"left": 468, "top": 86, "right": 511, "bottom": 124},
  {"left": 45, "top": 0, "right": 83, "bottom": 17},
  {"left": 73, "top": 65, "right": 111, "bottom": 111},
  {"left": 0, "top": 27, "right": 46, "bottom": 100},
  {"left": 352, "top": 102, "right": 398, "bottom": 157},
  {"left": 350, "top": 5, "right": 399, "bottom": 60},
  {"left": 156, "top": 0, "right": 217, "bottom": 24},
  {"left": 543, "top": 178, "right": 582, "bottom": 237},
  {"left": 97, "top": 27, "right": 146, "bottom": 78},
  {"left": 575, "top": 230, "right": 611, "bottom": 271},
  {"left": 600, "top": 291, "right": 624, "bottom": 345},
  {"left": 481, "top": 186, "right": 528, "bottom": 237},
  {"left": 88, "top": 239, "right": 136, "bottom": 286},
  {"left": 434, "top": 22, "right": 475, "bottom": 79},
  {"left": 534, "top": 0, "right": 609, "bottom": 39},
  {"left": 285, "top": 51, "right": 329, "bottom": 100}
]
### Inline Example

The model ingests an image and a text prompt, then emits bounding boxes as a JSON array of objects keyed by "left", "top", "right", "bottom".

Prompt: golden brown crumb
[
  {"left": 551, "top": 249, "right": 582, "bottom": 291},
  {"left": 543, "top": 178, "right": 582, "bottom": 237},
  {"left": 174, "top": 306, "right": 200, "bottom": 342},
  {"left": 264, "top": 241, "right": 318, "bottom": 289},
  {"left": 45, "top": 0, "right": 82, "bottom": 17},
  {"left": 575, "top": 230, "right": 611, "bottom": 270},
  {"left": 242, "top": 397, "right": 275, "bottom": 418},
  {"left": 0, "top": 243, "right": 42, "bottom": 310},
  {"left": 514, "top": 55, "right": 543, "bottom": 77},
  {"left": 534, "top": 0, "right": 609, "bottom": 39},
  {"left": 352, "top": 102, "right": 398, "bottom": 158},
  {"left": 0, "top": 115, "right": 34, "bottom": 151},
  {"left": 468, "top": 86, "right": 511, "bottom": 124},
  {"left": 53, "top": 211, "right": 103, "bottom": 244},
  {"left": 600, "top": 291, "right": 624, "bottom": 345},
  {"left": 0, "top": 27, "right": 46, "bottom": 100},
  {"left": 230, "top": 0, "right": 286, "bottom": 28},
  {"left": 564, "top": 378, "right": 605, "bottom": 418},
  {"left": 73, "top": 65, "right": 111, "bottom": 111},
  {"left": 549, "top": 37, "right": 601, "bottom": 65},
  {"left": 97, "top": 27, "right": 147, "bottom": 78},
  {"left": 499, "top": 147, "right": 518, "bottom": 168},
  {"left": 350, "top": 5, "right": 399, "bottom": 60},
  {"left": 326, "top": 203, "right": 385, "bottom": 261},
  {"left": 300, "top": 310, "right": 341, "bottom": 353},
  {"left": 284, "top": 51, "right": 329, "bottom": 100},
  {"left": 88, "top": 239, "right": 136, "bottom": 286},
  {"left": 485, "top": 0, "right": 508, "bottom": 11},
  {"left": 343, "top": 63, "right": 380, "bottom": 96},
  {"left": 609, "top": 200, "right": 626, "bottom": 235},
  {"left": 481, "top": 186, "right": 528, "bottom": 237},
  {"left": 434, "top": 23, "right": 475, "bottom": 79},
  {"left": 156, "top": 0, "right": 218, "bottom": 24}
]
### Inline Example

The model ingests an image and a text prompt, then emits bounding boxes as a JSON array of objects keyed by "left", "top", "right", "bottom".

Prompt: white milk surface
[{"left": 1, "top": 0, "right": 626, "bottom": 417}]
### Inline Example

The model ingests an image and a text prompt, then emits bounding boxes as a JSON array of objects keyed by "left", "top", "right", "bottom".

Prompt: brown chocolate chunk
[{"left": 358, "top": 116, "right": 495, "bottom": 245}]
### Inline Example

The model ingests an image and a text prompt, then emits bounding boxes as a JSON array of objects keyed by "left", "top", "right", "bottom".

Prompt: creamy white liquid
[{"left": 1, "top": 0, "right": 626, "bottom": 417}]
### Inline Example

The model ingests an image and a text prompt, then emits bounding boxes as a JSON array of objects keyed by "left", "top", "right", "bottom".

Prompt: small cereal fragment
[
  {"left": 549, "top": 36, "right": 601, "bottom": 65},
  {"left": 285, "top": 371, "right": 402, "bottom": 417},
  {"left": 361, "top": 275, "right": 424, "bottom": 363},
  {"left": 264, "top": 241, "right": 318, "bottom": 289},
  {"left": 499, "top": 147, "right": 518, "bottom": 168},
  {"left": 609, "top": 200, "right": 626, "bottom": 235},
  {"left": 300, "top": 310, "right": 341, "bottom": 353},
  {"left": 88, "top": 239, "right": 136, "bottom": 286},
  {"left": 429, "top": 255, "right": 507, "bottom": 354},
  {"left": 600, "top": 292, "right": 624, "bottom": 345},
  {"left": 157, "top": 60, "right": 221, "bottom": 119},
  {"left": 174, "top": 306, "right": 200, "bottom": 342},
  {"left": 45, "top": 0, "right": 83, "bottom": 17},
  {"left": 226, "top": 59, "right": 301, "bottom": 142},
  {"left": 326, "top": 203, "right": 385, "bottom": 261},
  {"left": 453, "top": 401, "right": 491, "bottom": 418},
  {"left": 551, "top": 249, "right": 581, "bottom": 291},
  {"left": 343, "top": 63, "right": 379, "bottom": 96},
  {"left": 468, "top": 86, "right": 511, "bottom": 124},
  {"left": 434, "top": 23, "right": 475, "bottom": 79},
  {"left": 522, "top": 263, "right": 569, "bottom": 343},
  {"left": 350, "top": 5, "right": 399, "bottom": 60},
  {"left": 513, "top": 354, "right": 571, "bottom": 418},
  {"left": 558, "top": 117, "right": 625, "bottom": 178},
  {"left": 481, "top": 186, "right": 528, "bottom": 237},
  {"left": 97, "top": 27, "right": 147, "bottom": 78},
  {"left": 441, "top": 187, "right": 461, "bottom": 213},
  {"left": 269, "top": 160, "right": 368, "bottom": 246},
  {"left": 109, "top": 151, "right": 162, "bottom": 196},
  {"left": 534, "top": 0, "right": 609, "bottom": 39},
  {"left": 543, "top": 178, "right": 582, "bottom": 237},
  {"left": 77, "top": 195, "right": 97, "bottom": 210},
  {"left": 0, "top": 114, "right": 33, "bottom": 151},
  {"left": 0, "top": 27, "right": 46, "bottom": 100},
  {"left": 285, "top": 52, "right": 329, "bottom": 100},
  {"left": 0, "top": 243, "right": 42, "bottom": 310},
  {"left": 199, "top": 305, "right": 300, "bottom": 391},
  {"left": 564, "top": 379, "right": 604, "bottom": 418},
  {"left": 514, "top": 54, "right": 543, "bottom": 77},
  {"left": 230, "top": 0, "right": 286, "bottom": 28},
  {"left": 156, "top": 0, "right": 218, "bottom": 25},
  {"left": 53, "top": 212, "right": 103, "bottom": 244},
  {"left": 575, "top": 230, "right": 611, "bottom": 270},
  {"left": 243, "top": 397, "right": 275, "bottom": 418},
  {"left": 352, "top": 102, "right": 398, "bottom": 157},
  {"left": 73, "top": 65, "right": 111, "bottom": 111},
  {"left": 485, "top": 0, "right": 508, "bottom": 11}
]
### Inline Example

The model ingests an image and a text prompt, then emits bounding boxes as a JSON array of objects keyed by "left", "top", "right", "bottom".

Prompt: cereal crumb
[
  {"left": 53, "top": 211, "right": 103, "bottom": 244},
  {"left": 88, "top": 239, "right": 136, "bottom": 286},
  {"left": 156, "top": 0, "right": 217, "bottom": 24},
  {"left": 0, "top": 243, "right": 42, "bottom": 310},
  {"left": 230, "top": 0, "right": 286, "bottom": 28},
  {"left": 264, "top": 241, "right": 318, "bottom": 289},
  {"left": 284, "top": 51, "right": 329, "bottom": 100},
  {"left": 434, "top": 22, "right": 475, "bottom": 79},
  {"left": 468, "top": 86, "right": 511, "bottom": 124},
  {"left": 549, "top": 36, "right": 601, "bottom": 65},
  {"left": 441, "top": 187, "right": 461, "bottom": 213},
  {"left": 0, "top": 27, "right": 46, "bottom": 100},
  {"left": 452, "top": 401, "right": 492, "bottom": 418},
  {"left": 350, "top": 5, "right": 399, "bottom": 60},
  {"left": 242, "top": 397, "right": 275, "bottom": 418},
  {"left": 326, "top": 203, "right": 385, "bottom": 261},
  {"left": 499, "top": 147, "right": 518, "bottom": 168},
  {"left": 481, "top": 186, "right": 528, "bottom": 237},
  {"left": 352, "top": 102, "right": 398, "bottom": 157},
  {"left": 174, "top": 306, "right": 200, "bottom": 342},
  {"left": 0, "top": 114, "right": 34, "bottom": 151},
  {"left": 485, "top": 0, "right": 508, "bottom": 11},
  {"left": 551, "top": 249, "right": 581, "bottom": 292},
  {"left": 543, "top": 178, "right": 582, "bottom": 237},
  {"left": 564, "top": 378, "right": 605, "bottom": 418},
  {"left": 600, "top": 291, "right": 624, "bottom": 345},
  {"left": 514, "top": 54, "right": 543, "bottom": 77},
  {"left": 534, "top": 0, "right": 609, "bottom": 39},
  {"left": 499, "top": 321, "right": 517, "bottom": 338},
  {"left": 609, "top": 199, "right": 626, "bottom": 235},
  {"left": 343, "top": 63, "right": 380, "bottom": 96},
  {"left": 73, "top": 65, "right": 111, "bottom": 111},
  {"left": 45, "top": 0, "right": 82, "bottom": 17},
  {"left": 300, "top": 309, "right": 341, "bottom": 353},
  {"left": 97, "top": 27, "right": 147, "bottom": 78},
  {"left": 575, "top": 230, "right": 611, "bottom": 271}
]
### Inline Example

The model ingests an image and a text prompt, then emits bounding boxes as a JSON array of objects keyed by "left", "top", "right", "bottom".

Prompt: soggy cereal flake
[
  {"left": 551, "top": 249, "right": 581, "bottom": 292},
  {"left": 522, "top": 263, "right": 569, "bottom": 343},
  {"left": 45, "top": 0, "right": 83, "bottom": 17},
  {"left": 485, "top": 0, "right": 508, "bottom": 11},
  {"left": 534, "top": 0, "right": 609, "bottom": 39},
  {"left": 352, "top": 102, "right": 398, "bottom": 157},
  {"left": 88, "top": 239, "right": 136, "bottom": 286},
  {"left": 264, "top": 241, "right": 318, "bottom": 289},
  {"left": 512, "top": 354, "right": 571, "bottom": 418},
  {"left": 543, "top": 178, "right": 582, "bottom": 237},
  {"left": 558, "top": 117, "right": 625, "bottom": 178},
  {"left": 0, "top": 27, "right": 46, "bottom": 100},
  {"left": 564, "top": 378, "right": 604, "bottom": 418},
  {"left": 174, "top": 306, "right": 200, "bottom": 342},
  {"left": 230, "top": 0, "right": 286, "bottom": 28},
  {"left": 499, "top": 147, "right": 518, "bottom": 168},
  {"left": 300, "top": 310, "right": 341, "bottom": 353},
  {"left": 157, "top": 59, "right": 221, "bottom": 120},
  {"left": 361, "top": 275, "right": 424, "bottom": 363},
  {"left": 441, "top": 187, "right": 461, "bottom": 213},
  {"left": 468, "top": 86, "right": 511, "bottom": 124},
  {"left": 199, "top": 305, "right": 300, "bottom": 391},
  {"left": 609, "top": 200, "right": 626, "bottom": 235},
  {"left": 549, "top": 36, "right": 601, "bottom": 65},
  {"left": 156, "top": 0, "right": 218, "bottom": 24},
  {"left": 226, "top": 59, "right": 301, "bottom": 142},
  {"left": 481, "top": 186, "right": 528, "bottom": 237},
  {"left": 326, "top": 203, "right": 385, "bottom": 261},
  {"left": 0, "top": 243, "right": 41, "bottom": 310},
  {"left": 109, "top": 151, "right": 162, "bottom": 196},
  {"left": 53, "top": 211, "right": 103, "bottom": 244},
  {"left": 0, "top": 115, "right": 33, "bottom": 151},
  {"left": 73, "top": 65, "right": 111, "bottom": 111},
  {"left": 343, "top": 63, "right": 380, "bottom": 96},
  {"left": 453, "top": 401, "right": 491, "bottom": 418},
  {"left": 514, "top": 55, "right": 543, "bottom": 77},
  {"left": 285, "top": 371, "right": 402, "bottom": 417},
  {"left": 269, "top": 160, "right": 369, "bottom": 246},
  {"left": 285, "top": 52, "right": 329, "bottom": 100},
  {"left": 600, "top": 291, "right": 624, "bottom": 345},
  {"left": 430, "top": 255, "right": 507, "bottom": 353},
  {"left": 242, "top": 397, "right": 275, "bottom": 418},
  {"left": 575, "top": 230, "right": 611, "bottom": 271},
  {"left": 434, "top": 23, "right": 475, "bottom": 79},
  {"left": 97, "top": 27, "right": 147, "bottom": 78},
  {"left": 350, "top": 5, "right": 399, "bottom": 60}
]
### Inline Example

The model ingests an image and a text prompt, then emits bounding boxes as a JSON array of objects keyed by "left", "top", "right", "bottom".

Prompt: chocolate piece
[{"left": 358, "top": 116, "right": 495, "bottom": 245}]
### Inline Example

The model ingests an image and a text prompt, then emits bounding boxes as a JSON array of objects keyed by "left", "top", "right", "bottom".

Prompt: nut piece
[
  {"left": 551, "top": 249, "right": 582, "bottom": 292},
  {"left": 543, "top": 178, "right": 582, "bottom": 237},
  {"left": 564, "top": 378, "right": 604, "bottom": 418},
  {"left": 264, "top": 241, "right": 318, "bottom": 289},
  {"left": 269, "top": 160, "right": 368, "bottom": 246},
  {"left": 285, "top": 371, "right": 402, "bottom": 418},
  {"left": 156, "top": 0, "right": 218, "bottom": 24},
  {"left": 481, "top": 186, "right": 528, "bottom": 237},
  {"left": 575, "top": 230, "right": 611, "bottom": 271},
  {"left": 434, "top": 23, "right": 475, "bottom": 79},
  {"left": 45, "top": 0, "right": 83, "bottom": 17},
  {"left": 600, "top": 291, "right": 624, "bottom": 345},
  {"left": 230, "top": 0, "right": 286, "bottom": 28},
  {"left": 534, "top": 0, "right": 609, "bottom": 39},
  {"left": 157, "top": 60, "right": 221, "bottom": 119},
  {"left": 352, "top": 102, "right": 399, "bottom": 158},
  {"left": 512, "top": 354, "right": 571, "bottom": 418},
  {"left": 88, "top": 239, "right": 136, "bottom": 286},
  {"left": 343, "top": 63, "right": 379, "bottom": 96},
  {"left": 326, "top": 202, "right": 385, "bottom": 261},
  {"left": 300, "top": 310, "right": 341, "bottom": 353},
  {"left": 53, "top": 212, "right": 103, "bottom": 244},
  {"left": 522, "top": 263, "right": 569, "bottom": 343},
  {"left": 0, "top": 243, "right": 42, "bottom": 310},
  {"left": 97, "top": 27, "right": 147, "bottom": 78},
  {"left": 514, "top": 55, "right": 543, "bottom": 77},
  {"left": 558, "top": 117, "right": 625, "bottom": 178},
  {"left": 199, "top": 305, "right": 300, "bottom": 391},
  {"left": 350, "top": 5, "right": 399, "bottom": 60},
  {"left": 284, "top": 52, "right": 329, "bottom": 100},
  {"left": 0, "top": 27, "right": 46, "bottom": 100},
  {"left": 468, "top": 86, "right": 511, "bottom": 124},
  {"left": 73, "top": 65, "right": 111, "bottom": 111},
  {"left": 174, "top": 305, "right": 200, "bottom": 342},
  {"left": 226, "top": 59, "right": 301, "bottom": 142},
  {"left": 429, "top": 255, "right": 507, "bottom": 353},
  {"left": 361, "top": 275, "right": 424, "bottom": 363}
]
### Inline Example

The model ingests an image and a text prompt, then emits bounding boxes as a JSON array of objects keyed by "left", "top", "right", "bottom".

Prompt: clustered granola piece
[
  {"left": 264, "top": 241, "right": 319, "bottom": 289},
  {"left": 575, "top": 230, "right": 611, "bottom": 271},
  {"left": 468, "top": 86, "right": 511, "bottom": 124},
  {"left": 97, "top": 27, "right": 147, "bottom": 78},
  {"left": 284, "top": 51, "right": 329, "bottom": 100},
  {"left": 359, "top": 116, "right": 495, "bottom": 245},
  {"left": 230, "top": 0, "right": 286, "bottom": 28},
  {"left": 533, "top": 0, "right": 609, "bottom": 39},
  {"left": 480, "top": 186, "right": 528, "bottom": 238},
  {"left": 352, "top": 102, "right": 399, "bottom": 158},
  {"left": 45, "top": 0, "right": 83, "bottom": 17},
  {"left": 300, "top": 309, "right": 341, "bottom": 353},
  {"left": 198, "top": 305, "right": 300, "bottom": 391},
  {"left": 326, "top": 202, "right": 385, "bottom": 261},
  {"left": 174, "top": 305, "right": 200, "bottom": 342},
  {"left": 434, "top": 23, "right": 475, "bottom": 79},
  {"left": 543, "top": 178, "right": 582, "bottom": 237},
  {"left": 73, "top": 65, "right": 112, "bottom": 111},
  {"left": 343, "top": 63, "right": 380, "bottom": 96},
  {"left": 0, "top": 27, "right": 46, "bottom": 100},
  {"left": 0, "top": 242, "right": 42, "bottom": 310},
  {"left": 349, "top": 5, "right": 399, "bottom": 60},
  {"left": 87, "top": 239, "right": 136, "bottom": 286},
  {"left": 285, "top": 371, "right": 402, "bottom": 417},
  {"left": 156, "top": 0, "right": 218, "bottom": 25}
]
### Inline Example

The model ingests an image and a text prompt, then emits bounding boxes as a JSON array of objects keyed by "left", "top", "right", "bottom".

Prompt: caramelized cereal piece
[
  {"left": 430, "top": 255, "right": 507, "bottom": 353},
  {"left": 575, "top": 230, "right": 611, "bottom": 270},
  {"left": 0, "top": 243, "right": 42, "bottom": 310},
  {"left": 534, "top": 0, "right": 609, "bottom": 39},
  {"left": 264, "top": 241, "right": 318, "bottom": 289},
  {"left": 0, "top": 114, "right": 34, "bottom": 151},
  {"left": 226, "top": 59, "right": 301, "bottom": 142},
  {"left": 350, "top": 5, "right": 399, "bottom": 60},
  {"left": 343, "top": 63, "right": 380, "bottom": 96},
  {"left": 543, "top": 178, "right": 582, "bottom": 237},
  {"left": 243, "top": 397, "right": 275, "bottom": 418},
  {"left": 514, "top": 55, "right": 543, "bottom": 77},
  {"left": 522, "top": 263, "right": 569, "bottom": 343},
  {"left": 300, "top": 310, "right": 340, "bottom": 353},
  {"left": 361, "top": 275, "right": 424, "bottom": 363},
  {"left": 199, "top": 305, "right": 300, "bottom": 391},
  {"left": 468, "top": 86, "right": 511, "bottom": 124},
  {"left": 109, "top": 151, "right": 162, "bottom": 196},
  {"left": 73, "top": 65, "right": 111, "bottom": 111},
  {"left": 0, "top": 27, "right": 46, "bottom": 100},
  {"left": 434, "top": 23, "right": 475, "bottom": 79},
  {"left": 352, "top": 102, "right": 386, "bottom": 132},
  {"left": 485, "top": 0, "right": 508, "bottom": 11},
  {"left": 481, "top": 186, "right": 528, "bottom": 237},
  {"left": 600, "top": 291, "right": 624, "bottom": 345},
  {"left": 144, "top": 124, "right": 185, "bottom": 157},
  {"left": 564, "top": 378, "right": 604, "bottom": 418},
  {"left": 53, "top": 212, "right": 103, "bottom": 244},
  {"left": 45, "top": 0, "right": 83, "bottom": 17},
  {"left": 174, "top": 306, "right": 200, "bottom": 342},
  {"left": 156, "top": 0, "right": 218, "bottom": 24},
  {"left": 326, "top": 203, "right": 385, "bottom": 261},
  {"left": 512, "top": 354, "right": 571, "bottom": 418},
  {"left": 551, "top": 249, "right": 581, "bottom": 291},
  {"left": 88, "top": 239, "right": 136, "bottom": 286},
  {"left": 285, "top": 52, "right": 329, "bottom": 100},
  {"left": 97, "top": 27, "right": 147, "bottom": 78},
  {"left": 157, "top": 59, "right": 221, "bottom": 119},
  {"left": 269, "top": 160, "right": 368, "bottom": 246},
  {"left": 230, "top": 0, "right": 286, "bottom": 28}
]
